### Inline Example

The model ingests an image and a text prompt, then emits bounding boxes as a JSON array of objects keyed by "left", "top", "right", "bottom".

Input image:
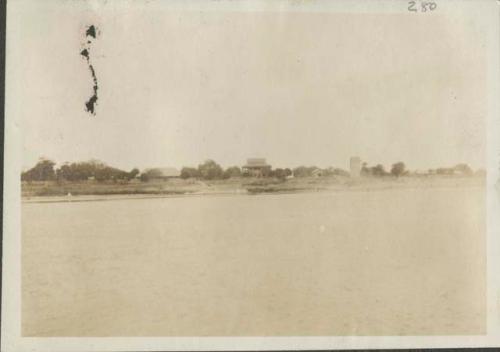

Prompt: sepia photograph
[{"left": 2, "top": 0, "right": 500, "bottom": 351}]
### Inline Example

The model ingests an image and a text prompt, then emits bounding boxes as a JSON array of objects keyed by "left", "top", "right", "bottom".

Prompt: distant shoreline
[{"left": 21, "top": 175, "right": 485, "bottom": 204}]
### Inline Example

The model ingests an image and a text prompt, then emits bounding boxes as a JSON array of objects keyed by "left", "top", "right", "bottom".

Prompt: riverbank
[{"left": 21, "top": 175, "right": 485, "bottom": 203}]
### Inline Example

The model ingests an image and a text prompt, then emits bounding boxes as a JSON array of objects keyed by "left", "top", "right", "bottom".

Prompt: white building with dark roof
[{"left": 242, "top": 158, "right": 271, "bottom": 177}]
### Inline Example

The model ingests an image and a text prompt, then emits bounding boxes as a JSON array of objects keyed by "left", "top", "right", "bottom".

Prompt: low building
[
  {"left": 142, "top": 167, "right": 180, "bottom": 181},
  {"left": 312, "top": 168, "right": 324, "bottom": 177},
  {"left": 242, "top": 158, "right": 272, "bottom": 177}
]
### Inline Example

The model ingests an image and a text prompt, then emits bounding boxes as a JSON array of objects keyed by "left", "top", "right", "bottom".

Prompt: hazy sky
[{"left": 11, "top": 1, "right": 487, "bottom": 171}]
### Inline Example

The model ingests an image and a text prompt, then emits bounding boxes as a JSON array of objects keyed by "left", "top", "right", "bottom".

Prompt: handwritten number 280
[{"left": 408, "top": 1, "right": 437, "bottom": 12}]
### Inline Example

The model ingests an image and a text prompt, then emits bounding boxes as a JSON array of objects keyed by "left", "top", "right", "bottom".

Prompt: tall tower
[{"left": 350, "top": 157, "right": 361, "bottom": 177}]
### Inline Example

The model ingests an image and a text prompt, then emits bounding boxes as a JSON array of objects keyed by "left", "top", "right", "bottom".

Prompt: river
[{"left": 22, "top": 186, "right": 486, "bottom": 336}]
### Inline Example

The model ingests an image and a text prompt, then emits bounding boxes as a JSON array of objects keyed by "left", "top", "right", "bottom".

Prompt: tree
[
  {"left": 324, "top": 167, "right": 350, "bottom": 177},
  {"left": 371, "top": 164, "right": 387, "bottom": 177},
  {"left": 391, "top": 162, "right": 406, "bottom": 177},
  {"left": 180, "top": 167, "right": 200, "bottom": 179},
  {"left": 273, "top": 168, "right": 287, "bottom": 179},
  {"left": 292, "top": 166, "right": 317, "bottom": 177},
  {"left": 95, "top": 166, "right": 128, "bottom": 181},
  {"left": 223, "top": 166, "right": 242, "bottom": 179},
  {"left": 56, "top": 163, "right": 74, "bottom": 181},
  {"left": 55, "top": 160, "right": 129, "bottom": 182},
  {"left": 198, "top": 160, "right": 224, "bottom": 180},
  {"left": 129, "top": 168, "right": 140, "bottom": 179},
  {"left": 21, "top": 158, "right": 56, "bottom": 181}
]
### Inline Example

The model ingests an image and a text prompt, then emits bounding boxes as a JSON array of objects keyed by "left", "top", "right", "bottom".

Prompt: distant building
[
  {"left": 312, "top": 168, "right": 323, "bottom": 177},
  {"left": 242, "top": 158, "right": 272, "bottom": 177},
  {"left": 350, "top": 157, "right": 361, "bottom": 177}
]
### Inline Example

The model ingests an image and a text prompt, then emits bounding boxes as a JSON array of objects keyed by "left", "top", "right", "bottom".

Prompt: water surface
[{"left": 22, "top": 187, "right": 486, "bottom": 336}]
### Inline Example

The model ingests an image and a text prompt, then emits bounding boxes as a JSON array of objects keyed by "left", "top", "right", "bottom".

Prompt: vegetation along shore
[{"left": 21, "top": 158, "right": 485, "bottom": 198}]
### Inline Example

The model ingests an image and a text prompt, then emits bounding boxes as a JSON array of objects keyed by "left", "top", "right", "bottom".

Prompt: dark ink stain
[
  {"left": 86, "top": 25, "right": 97, "bottom": 39},
  {"left": 80, "top": 49, "right": 89, "bottom": 59},
  {"left": 81, "top": 25, "right": 99, "bottom": 116},
  {"left": 85, "top": 94, "right": 98, "bottom": 115}
]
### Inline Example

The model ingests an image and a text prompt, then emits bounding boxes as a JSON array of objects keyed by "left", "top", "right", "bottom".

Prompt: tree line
[
  {"left": 21, "top": 158, "right": 477, "bottom": 182},
  {"left": 21, "top": 159, "right": 139, "bottom": 182},
  {"left": 180, "top": 160, "right": 294, "bottom": 180},
  {"left": 360, "top": 162, "right": 476, "bottom": 177},
  {"left": 361, "top": 162, "right": 407, "bottom": 177},
  {"left": 183, "top": 160, "right": 399, "bottom": 179}
]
